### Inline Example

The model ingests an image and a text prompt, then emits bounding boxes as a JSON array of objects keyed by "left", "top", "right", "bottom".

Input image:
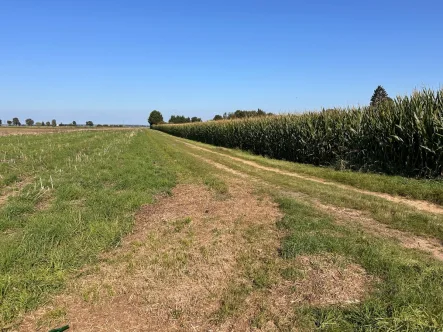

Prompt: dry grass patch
[
  {"left": 0, "top": 179, "right": 33, "bottom": 207},
  {"left": 216, "top": 254, "right": 374, "bottom": 331},
  {"left": 274, "top": 255, "right": 372, "bottom": 307},
  {"left": 19, "top": 181, "right": 282, "bottom": 331}
]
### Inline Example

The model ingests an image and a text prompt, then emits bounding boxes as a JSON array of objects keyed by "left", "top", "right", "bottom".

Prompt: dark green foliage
[
  {"left": 169, "top": 115, "right": 190, "bottom": 124},
  {"left": 148, "top": 110, "right": 164, "bottom": 126},
  {"left": 85, "top": 121, "right": 93, "bottom": 126},
  {"left": 370, "top": 85, "right": 390, "bottom": 107},
  {"left": 213, "top": 115, "right": 223, "bottom": 121},
  {"left": 225, "top": 109, "right": 271, "bottom": 119},
  {"left": 12, "top": 118, "right": 21, "bottom": 126},
  {"left": 191, "top": 116, "right": 202, "bottom": 122},
  {"left": 25, "top": 118, "right": 34, "bottom": 126},
  {"left": 51, "top": 119, "right": 57, "bottom": 127},
  {"left": 155, "top": 89, "right": 443, "bottom": 178}
]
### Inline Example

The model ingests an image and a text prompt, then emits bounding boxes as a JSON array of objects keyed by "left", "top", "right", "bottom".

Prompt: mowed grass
[
  {"left": 157, "top": 133, "right": 443, "bottom": 242},
  {"left": 151, "top": 131, "right": 443, "bottom": 330},
  {"left": 161, "top": 133, "right": 443, "bottom": 206},
  {"left": 0, "top": 130, "right": 177, "bottom": 325},
  {"left": 2, "top": 129, "right": 443, "bottom": 331},
  {"left": 276, "top": 197, "right": 443, "bottom": 331}
]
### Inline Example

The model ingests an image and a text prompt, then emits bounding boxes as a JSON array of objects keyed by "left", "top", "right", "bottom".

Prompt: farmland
[
  {"left": 155, "top": 89, "right": 443, "bottom": 178},
  {"left": 1, "top": 128, "right": 443, "bottom": 331}
]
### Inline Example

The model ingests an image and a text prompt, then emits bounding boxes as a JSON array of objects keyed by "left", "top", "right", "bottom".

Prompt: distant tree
[
  {"left": 169, "top": 115, "right": 192, "bottom": 124},
  {"left": 72, "top": 121, "right": 77, "bottom": 126},
  {"left": 35, "top": 122, "right": 42, "bottom": 126},
  {"left": 7, "top": 120, "right": 12, "bottom": 126},
  {"left": 370, "top": 85, "right": 390, "bottom": 107},
  {"left": 0, "top": 119, "right": 2, "bottom": 125},
  {"left": 148, "top": 110, "right": 164, "bottom": 127},
  {"left": 25, "top": 118, "right": 34, "bottom": 126},
  {"left": 213, "top": 115, "right": 223, "bottom": 121},
  {"left": 41, "top": 121, "right": 45, "bottom": 126},
  {"left": 46, "top": 121, "right": 51, "bottom": 126},
  {"left": 12, "top": 117, "right": 21, "bottom": 126},
  {"left": 224, "top": 109, "right": 271, "bottom": 120},
  {"left": 191, "top": 117, "right": 202, "bottom": 122},
  {"left": 51, "top": 119, "right": 57, "bottom": 127},
  {"left": 86, "top": 121, "right": 94, "bottom": 126}
]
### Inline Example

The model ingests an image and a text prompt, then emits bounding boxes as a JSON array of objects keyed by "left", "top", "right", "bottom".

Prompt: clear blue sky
[{"left": 1, "top": 0, "right": 442, "bottom": 125}]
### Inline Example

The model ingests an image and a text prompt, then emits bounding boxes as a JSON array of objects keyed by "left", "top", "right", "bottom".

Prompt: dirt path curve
[{"left": 176, "top": 139, "right": 443, "bottom": 215}]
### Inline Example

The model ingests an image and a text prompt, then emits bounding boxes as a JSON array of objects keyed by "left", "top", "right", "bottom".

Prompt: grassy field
[{"left": 1, "top": 128, "right": 443, "bottom": 331}]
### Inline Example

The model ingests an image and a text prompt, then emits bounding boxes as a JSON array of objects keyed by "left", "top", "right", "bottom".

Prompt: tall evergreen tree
[{"left": 370, "top": 85, "right": 389, "bottom": 107}]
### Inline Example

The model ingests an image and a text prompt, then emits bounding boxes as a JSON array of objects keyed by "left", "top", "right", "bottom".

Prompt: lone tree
[
  {"left": 72, "top": 121, "right": 77, "bottom": 126},
  {"left": 46, "top": 121, "right": 51, "bottom": 126},
  {"left": 148, "top": 110, "right": 163, "bottom": 127},
  {"left": 7, "top": 120, "right": 12, "bottom": 126},
  {"left": 213, "top": 115, "right": 223, "bottom": 121},
  {"left": 51, "top": 119, "right": 57, "bottom": 127},
  {"left": 86, "top": 121, "right": 94, "bottom": 126},
  {"left": 25, "top": 118, "right": 34, "bottom": 126},
  {"left": 12, "top": 117, "right": 21, "bottom": 126},
  {"left": 370, "top": 85, "right": 390, "bottom": 107}
]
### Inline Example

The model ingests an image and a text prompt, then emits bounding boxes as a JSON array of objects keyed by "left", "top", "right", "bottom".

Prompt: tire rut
[{"left": 177, "top": 139, "right": 443, "bottom": 215}]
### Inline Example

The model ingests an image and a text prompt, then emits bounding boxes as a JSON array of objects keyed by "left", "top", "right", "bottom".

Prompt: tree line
[
  {"left": 147, "top": 109, "right": 273, "bottom": 126},
  {"left": 0, "top": 118, "right": 95, "bottom": 127}
]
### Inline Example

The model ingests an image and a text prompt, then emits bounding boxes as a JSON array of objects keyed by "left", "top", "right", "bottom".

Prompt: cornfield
[{"left": 154, "top": 89, "right": 443, "bottom": 177}]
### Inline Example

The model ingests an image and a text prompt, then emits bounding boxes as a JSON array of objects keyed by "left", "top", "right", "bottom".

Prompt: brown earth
[{"left": 0, "top": 127, "right": 136, "bottom": 137}]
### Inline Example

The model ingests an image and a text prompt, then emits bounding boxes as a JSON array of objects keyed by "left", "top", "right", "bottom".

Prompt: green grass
[
  {"left": 150, "top": 131, "right": 443, "bottom": 329},
  {"left": 0, "top": 129, "right": 233, "bottom": 326},
  {"left": 277, "top": 197, "right": 443, "bottom": 331},
  {"left": 158, "top": 133, "right": 443, "bottom": 242},
  {"left": 161, "top": 132, "right": 443, "bottom": 206},
  {"left": 0, "top": 130, "right": 177, "bottom": 325},
  {"left": 2, "top": 129, "right": 443, "bottom": 330}
]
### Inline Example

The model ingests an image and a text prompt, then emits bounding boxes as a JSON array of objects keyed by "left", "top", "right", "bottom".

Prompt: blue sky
[{"left": 1, "top": 0, "right": 442, "bottom": 125}]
